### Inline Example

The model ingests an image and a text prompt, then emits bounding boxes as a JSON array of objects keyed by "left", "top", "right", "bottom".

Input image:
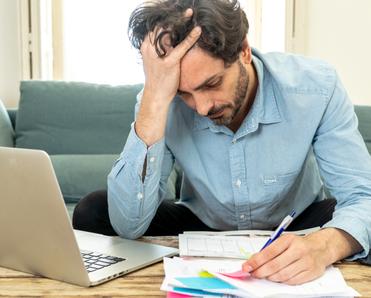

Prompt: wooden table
[{"left": 0, "top": 236, "right": 370, "bottom": 297}]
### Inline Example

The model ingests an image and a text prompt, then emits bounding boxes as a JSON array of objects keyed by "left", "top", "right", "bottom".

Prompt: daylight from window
[
  {"left": 63, "top": 0, "right": 144, "bottom": 85},
  {"left": 62, "top": 0, "right": 285, "bottom": 85}
]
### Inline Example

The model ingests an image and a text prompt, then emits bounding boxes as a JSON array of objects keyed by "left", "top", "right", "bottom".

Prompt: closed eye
[
  {"left": 177, "top": 75, "right": 224, "bottom": 96},
  {"left": 177, "top": 90, "right": 190, "bottom": 96},
  {"left": 204, "top": 79, "right": 223, "bottom": 89}
]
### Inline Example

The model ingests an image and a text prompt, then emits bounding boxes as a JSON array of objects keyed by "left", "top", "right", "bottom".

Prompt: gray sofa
[
  {"left": 0, "top": 81, "right": 179, "bottom": 215},
  {"left": 0, "top": 80, "right": 370, "bottom": 215}
]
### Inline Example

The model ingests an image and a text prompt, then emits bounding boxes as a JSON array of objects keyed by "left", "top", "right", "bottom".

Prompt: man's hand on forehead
[
  {"left": 135, "top": 9, "right": 201, "bottom": 146},
  {"left": 142, "top": 8, "right": 197, "bottom": 58}
]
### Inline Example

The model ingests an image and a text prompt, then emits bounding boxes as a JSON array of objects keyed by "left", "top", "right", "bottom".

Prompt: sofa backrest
[
  {"left": 9, "top": 81, "right": 371, "bottom": 156},
  {"left": 15, "top": 81, "right": 142, "bottom": 155},
  {"left": 355, "top": 105, "right": 371, "bottom": 154}
]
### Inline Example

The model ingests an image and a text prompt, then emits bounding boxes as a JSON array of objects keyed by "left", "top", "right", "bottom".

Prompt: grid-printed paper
[{"left": 179, "top": 234, "right": 268, "bottom": 259}]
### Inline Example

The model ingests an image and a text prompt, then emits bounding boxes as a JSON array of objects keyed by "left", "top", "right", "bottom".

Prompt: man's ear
[{"left": 240, "top": 37, "right": 252, "bottom": 64}]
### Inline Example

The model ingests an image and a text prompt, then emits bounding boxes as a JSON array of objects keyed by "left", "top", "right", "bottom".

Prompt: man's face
[{"left": 178, "top": 47, "right": 249, "bottom": 126}]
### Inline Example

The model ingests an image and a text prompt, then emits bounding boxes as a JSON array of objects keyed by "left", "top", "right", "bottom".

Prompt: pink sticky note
[
  {"left": 167, "top": 291, "right": 192, "bottom": 298},
  {"left": 220, "top": 270, "right": 251, "bottom": 279}
]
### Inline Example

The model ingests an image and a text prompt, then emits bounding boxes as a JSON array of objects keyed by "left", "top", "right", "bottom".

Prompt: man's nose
[{"left": 194, "top": 94, "right": 213, "bottom": 116}]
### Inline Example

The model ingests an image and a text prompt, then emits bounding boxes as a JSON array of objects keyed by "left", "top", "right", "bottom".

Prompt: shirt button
[
  {"left": 149, "top": 157, "right": 155, "bottom": 163},
  {"left": 137, "top": 193, "right": 143, "bottom": 200},
  {"left": 235, "top": 179, "right": 242, "bottom": 187},
  {"left": 232, "top": 139, "right": 237, "bottom": 144},
  {"left": 240, "top": 214, "right": 245, "bottom": 220}
]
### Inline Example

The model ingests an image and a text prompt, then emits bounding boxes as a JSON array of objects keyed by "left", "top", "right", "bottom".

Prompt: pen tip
[{"left": 290, "top": 210, "right": 296, "bottom": 217}]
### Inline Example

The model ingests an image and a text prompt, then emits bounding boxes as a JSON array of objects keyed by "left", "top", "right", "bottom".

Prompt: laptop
[{"left": 0, "top": 147, "right": 178, "bottom": 287}]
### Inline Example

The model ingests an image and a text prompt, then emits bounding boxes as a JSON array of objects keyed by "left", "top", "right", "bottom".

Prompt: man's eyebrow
[{"left": 178, "top": 74, "right": 223, "bottom": 94}]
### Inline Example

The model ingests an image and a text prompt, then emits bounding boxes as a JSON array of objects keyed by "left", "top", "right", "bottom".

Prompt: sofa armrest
[
  {"left": 0, "top": 99, "right": 14, "bottom": 147},
  {"left": 354, "top": 105, "right": 371, "bottom": 155},
  {"left": 7, "top": 108, "right": 17, "bottom": 130}
]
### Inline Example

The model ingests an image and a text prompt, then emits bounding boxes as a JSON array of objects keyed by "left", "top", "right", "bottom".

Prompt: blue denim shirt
[{"left": 108, "top": 49, "right": 371, "bottom": 260}]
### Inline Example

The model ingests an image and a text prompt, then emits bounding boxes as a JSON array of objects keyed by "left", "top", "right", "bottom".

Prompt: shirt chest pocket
[
  {"left": 262, "top": 170, "right": 300, "bottom": 205},
  {"left": 247, "top": 171, "right": 300, "bottom": 229}
]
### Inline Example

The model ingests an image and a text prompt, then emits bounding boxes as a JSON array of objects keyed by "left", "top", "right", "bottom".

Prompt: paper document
[
  {"left": 161, "top": 257, "right": 360, "bottom": 298},
  {"left": 183, "top": 227, "right": 320, "bottom": 237},
  {"left": 179, "top": 234, "right": 268, "bottom": 259}
]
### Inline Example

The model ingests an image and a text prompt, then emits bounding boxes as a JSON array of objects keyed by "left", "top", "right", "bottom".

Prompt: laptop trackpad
[
  {"left": 74, "top": 229, "right": 178, "bottom": 260},
  {"left": 74, "top": 229, "right": 123, "bottom": 252}
]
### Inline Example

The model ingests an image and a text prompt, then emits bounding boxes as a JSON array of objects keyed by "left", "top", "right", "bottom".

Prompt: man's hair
[{"left": 128, "top": 0, "right": 249, "bottom": 65}]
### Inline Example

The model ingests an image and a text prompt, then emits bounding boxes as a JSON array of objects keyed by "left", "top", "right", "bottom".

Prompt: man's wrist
[{"left": 306, "top": 227, "right": 363, "bottom": 264}]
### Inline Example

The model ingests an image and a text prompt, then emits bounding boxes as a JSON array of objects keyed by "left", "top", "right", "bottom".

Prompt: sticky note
[
  {"left": 175, "top": 277, "right": 237, "bottom": 290},
  {"left": 239, "top": 247, "right": 252, "bottom": 259},
  {"left": 166, "top": 291, "right": 192, "bottom": 298},
  {"left": 198, "top": 270, "right": 214, "bottom": 278},
  {"left": 172, "top": 287, "right": 224, "bottom": 297}
]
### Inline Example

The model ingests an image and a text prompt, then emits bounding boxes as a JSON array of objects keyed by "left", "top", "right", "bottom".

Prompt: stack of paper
[
  {"left": 161, "top": 257, "right": 359, "bottom": 297},
  {"left": 160, "top": 232, "right": 360, "bottom": 297}
]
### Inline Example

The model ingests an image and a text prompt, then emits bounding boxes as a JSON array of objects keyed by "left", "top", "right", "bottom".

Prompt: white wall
[
  {"left": 0, "top": 0, "right": 22, "bottom": 108},
  {"left": 291, "top": 0, "right": 371, "bottom": 106}
]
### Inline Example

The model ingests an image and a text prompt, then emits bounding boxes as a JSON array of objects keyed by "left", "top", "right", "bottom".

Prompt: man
[{"left": 73, "top": 0, "right": 371, "bottom": 285}]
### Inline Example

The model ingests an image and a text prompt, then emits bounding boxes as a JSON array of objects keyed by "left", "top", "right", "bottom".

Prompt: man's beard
[{"left": 208, "top": 61, "right": 249, "bottom": 126}]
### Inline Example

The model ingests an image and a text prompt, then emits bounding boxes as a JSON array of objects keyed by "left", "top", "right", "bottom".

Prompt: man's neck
[{"left": 227, "top": 63, "right": 258, "bottom": 133}]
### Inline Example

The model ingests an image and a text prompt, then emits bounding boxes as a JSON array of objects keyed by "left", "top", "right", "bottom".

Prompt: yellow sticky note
[
  {"left": 198, "top": 270, "right": 214, "bottom": 278},
  {"left": 239, "top": 247, "right": 252, "bottom": 259}
]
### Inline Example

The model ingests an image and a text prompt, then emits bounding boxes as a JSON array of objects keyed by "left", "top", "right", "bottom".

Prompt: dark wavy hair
[{"left": 128, "top": 0, "right": 249, "bottom": 65}]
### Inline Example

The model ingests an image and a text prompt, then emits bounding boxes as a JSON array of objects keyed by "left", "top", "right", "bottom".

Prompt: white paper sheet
[
  {"left": 179, "top": 234, "right": 268, "bottom": 259},
  {"left": 162, "top": 257, "right": 360, "bottom": 298}
]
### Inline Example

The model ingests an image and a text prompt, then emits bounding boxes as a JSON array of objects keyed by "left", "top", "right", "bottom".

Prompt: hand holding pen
[
  {"left": 261, "top": 210, "right": 296, "bottom": 251},
  {"left": 223, "top": 211, "right": 296, "bottom": 280}
]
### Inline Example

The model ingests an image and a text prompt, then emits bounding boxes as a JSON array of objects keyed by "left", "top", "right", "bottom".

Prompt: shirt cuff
[
  {"left": 322, "top": 216, "right": 369, "bottom": 260},
  {"left": 119, "top": 122, "right": 165, "bottom": 179}
]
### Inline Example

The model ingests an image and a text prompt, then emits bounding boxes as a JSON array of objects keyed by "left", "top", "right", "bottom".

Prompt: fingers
[
  {"left": 140, "top": 7, "right": 198, "bottom": 61},
  {"left": 284, "top": 267, "right": 325, "bottom": 285},
  {"left": 141, "top": 25, "right": 201, "bottom": 62},
  {"left": 251, "top": 246, "right": 301, "bottom": 279},
  {"left": 140, "top": 32, "right": 154, "bottom": 56},
  {"left": 242, "top": 233, "right": 328, "bottom": 285},
  {"left": 170, "top": 26, "right": 202, "bottom": 61},
  {"left": 184, "top": 8, "right": 193, "bottom": 18},
  {"left": 242, "top": 234, "right": 295, "bottom": 273},
  {"left": 266, "top": 257, "right": 308, "bottom": 283}
]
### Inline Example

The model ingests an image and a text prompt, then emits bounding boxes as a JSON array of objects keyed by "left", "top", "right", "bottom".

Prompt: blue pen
[{"left": 260, "top": 210, "right": 296, "bottom": 251}]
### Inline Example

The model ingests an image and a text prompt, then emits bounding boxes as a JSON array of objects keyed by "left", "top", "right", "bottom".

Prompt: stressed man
[{"left": 73, "top": 0, "right": 371, "bottom": 285}]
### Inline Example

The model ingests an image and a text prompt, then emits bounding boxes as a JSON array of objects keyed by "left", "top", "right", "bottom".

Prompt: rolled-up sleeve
[{"left": 313, "top": 73, "right": 371, "bottom": 260}]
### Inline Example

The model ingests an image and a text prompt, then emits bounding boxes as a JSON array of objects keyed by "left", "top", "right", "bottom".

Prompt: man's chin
[{"left": 212, "top": 116, "right": 233, "bottom": 126}]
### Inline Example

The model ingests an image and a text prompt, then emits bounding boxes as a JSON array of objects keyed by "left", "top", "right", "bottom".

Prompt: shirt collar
[
  {"left": 252, "top": 48, "right": 282, "bottom": 125},
  {"left": 193, "top": 48, "right": 282, "bottom": 133}
]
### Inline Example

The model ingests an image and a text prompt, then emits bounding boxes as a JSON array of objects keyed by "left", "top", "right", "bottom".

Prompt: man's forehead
[{"left": 179, "top": 47, "right": 226, "bottom": 91}]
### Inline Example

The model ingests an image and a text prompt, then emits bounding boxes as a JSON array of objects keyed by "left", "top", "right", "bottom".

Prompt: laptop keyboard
[{"left": 81, "top": 250, "right": 126, "bottom": 273}]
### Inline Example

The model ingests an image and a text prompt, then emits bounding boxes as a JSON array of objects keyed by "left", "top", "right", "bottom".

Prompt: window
[
  {"left": 26, "top": 0, "right": 287, "bottom": 85},
  {"left": 62, "top": 0, "right": 144, "bottom": 84}
]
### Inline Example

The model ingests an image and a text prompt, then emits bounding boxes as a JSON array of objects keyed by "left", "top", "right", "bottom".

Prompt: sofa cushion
[
  {"left": 15, "top": 81, "right": 142, "bottom": 154},
  {"left": 50, "top": 154, "right": 119, "bottom": 203},
  {"left": 0, "top": 100, "right": 14, "bottom": 147},
  {"left": 355, "top": 105, "right": 371, "bottom": 154}
]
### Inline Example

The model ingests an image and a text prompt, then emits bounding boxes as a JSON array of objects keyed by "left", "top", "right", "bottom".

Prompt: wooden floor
[{"left": 0, "top": 236, "right": 370, "bottom": 297}]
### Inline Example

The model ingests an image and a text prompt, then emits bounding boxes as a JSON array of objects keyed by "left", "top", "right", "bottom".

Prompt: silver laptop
[{"left": 0, "top": 147, "right": 178, "bottom": 287}]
